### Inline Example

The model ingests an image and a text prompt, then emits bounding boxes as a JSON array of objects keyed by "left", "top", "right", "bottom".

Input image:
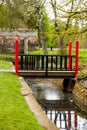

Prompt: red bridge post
[
  {"left": 15, "top": 38, "right": 19, "bottom": 75},
  {"left": 68, "top": 41, "right": 72, "bottom": 70},
  {"left": 75, "top": 40, "right": 79, "bottom": 76}
]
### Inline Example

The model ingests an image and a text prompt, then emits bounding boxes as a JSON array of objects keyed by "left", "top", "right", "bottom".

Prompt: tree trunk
[
  {"left": 37, "top": 8, "right": 48, "bottom": 55},
  {"left": 24, "top": 39, "right": 28, "bottom": 54},
  {"left": 59, "top": 36, "right": 64, "bottom": 54}
]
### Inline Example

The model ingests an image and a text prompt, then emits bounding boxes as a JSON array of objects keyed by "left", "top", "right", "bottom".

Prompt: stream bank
[
  {"left": 73, "top": 63, "right": 87, "bottom": 114},
  {"left": 25, "top": 77, "right": 87, "bottom": 115},
  {"left": 25, "top": 77, "right": 87, "bottom": 130},
  {"left": 73, "top": 80, "right": 87, "bottom": 114}
]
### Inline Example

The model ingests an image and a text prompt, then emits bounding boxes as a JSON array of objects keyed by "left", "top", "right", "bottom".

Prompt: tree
[
  {"left": 49, "top": 0, "right": 76, "bottom": 53},
  {"left": 42, "top": 8, "right": 52, "bottom": 48},
  {"left": 0, "top": 4, "right": 9, "bottom": 28},
  {"left": 63, "top": 0, "right": 87, "bottom": 47},
  {"left": 0, "top": 0, "right": 28, "bottom": 29},
  {"left": 49, "top": 0, "right": 87, "bottom": 50},
  {"left": 0, "top": 0, "right": 51, "bottom": 54},
  {"left": 26, "top": 0, "right": 48, "bottom": 54}
]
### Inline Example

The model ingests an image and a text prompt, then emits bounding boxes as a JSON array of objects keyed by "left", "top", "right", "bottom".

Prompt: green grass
[
  {"left": 79, "top": 49, "right": 87, "bottom": 56},
  {"left": 29, "top": 50, "right": 44, "bottom": 55},
  {"left": 0, "top": 60, "right": 12, "bottom": 69},
  {"left": 29, "top": 49, "right": 87, "bottom": 62},
  {"left": 0, "top": 53, "right": 14, "bottom": 62},
  {"left": 29, "top": 49, "right": 67, "bottom": 55},
  {"left": 0, "top": 61, "right": 43, "bottom": 130},
  {"left": 1, "top": 48, "right": 87, "bottom": 64},
  {"left": 78, "top": 49, "right": 87, "bottom": 62}
]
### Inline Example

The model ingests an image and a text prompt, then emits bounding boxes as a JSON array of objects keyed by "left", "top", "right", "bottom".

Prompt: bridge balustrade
[{"left": 18, "top": 54, "right": 75, "bottom": 71}]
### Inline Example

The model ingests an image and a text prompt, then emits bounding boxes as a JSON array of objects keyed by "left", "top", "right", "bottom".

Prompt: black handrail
[{"left": 18, "top": 54, "right": 75, "bottom": 71}]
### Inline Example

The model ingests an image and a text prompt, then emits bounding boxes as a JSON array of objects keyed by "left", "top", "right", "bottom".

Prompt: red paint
[
  {"left": 75, "top": 40, "right": 79, "bottom": 76},
  {"left": 74, "top": 112, "right": 77, "bottom": 130},
  {"left": 15, "top": 38, "right": 19, "bottom": 75},
  {"left": 68, "top": 41, "right": 72, "bottom": 70},
  {"left": 68, "top": 111, "right": 71, "bottom": 130}
]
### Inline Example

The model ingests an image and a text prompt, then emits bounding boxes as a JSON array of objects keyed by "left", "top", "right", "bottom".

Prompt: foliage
[
  {"left": 41, "top": 8, "right": 52, "bottom": 47},
  {"left": 49, "top": 0, "right": 87, "bottom": 48},
  {"left": 49, "top": 29, "right": 59, "bottom": 47},
  {"left": 0, "top": 0, "right": 28, "bottom": 29},
  {"left": 27, "top": 13, "right": 37, "bottom": 29},
  {"left": 0, "top": 5, "right": 9, "bottom": 28}
]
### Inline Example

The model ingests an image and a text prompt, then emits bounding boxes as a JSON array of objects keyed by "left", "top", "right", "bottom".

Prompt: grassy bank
[
  {"left": 0, "top": 61, "right": 43, "bottom": 130},
  {"left": 0, "top": 60, "right": 12, "bottom": 69}
]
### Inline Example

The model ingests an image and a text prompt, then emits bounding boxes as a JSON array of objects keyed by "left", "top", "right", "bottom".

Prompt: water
[
  {"left": 33, "top": 86, "right": 87, "bottom": 130},
  {"left": 46, "top": 110, "right": 87, "bottom": 130},
  {"left": 25, "top": 79, "right": 87, "bottom": 130}
]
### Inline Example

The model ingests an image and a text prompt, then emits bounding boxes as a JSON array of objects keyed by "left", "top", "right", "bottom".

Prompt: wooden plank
[
  {"left": 18, "top": 70, "right": 75, "bottom": 78},
  {"left": 19, "top": 70, "right": 46, "bottom": 77}
]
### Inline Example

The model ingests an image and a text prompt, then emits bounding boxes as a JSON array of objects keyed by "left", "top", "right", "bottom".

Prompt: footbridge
[
  {"left": 18, "top": 54, "right": 76, "bottom": 78},
  {"left": 15, "top": 39, "right": 79, "bottom": 78}
]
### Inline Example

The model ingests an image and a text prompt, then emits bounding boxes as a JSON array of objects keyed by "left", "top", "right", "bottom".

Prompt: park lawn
[
  {"left": 0, "top": 60, "right": 12, "bottom": 69},
  {"left": 29, "top": 49, "right": 66, "bottom": 55},
  {"left": 29, "top": 49, "right": 87, "bottom": 62},
  {"left": 0, "top": 61, "right": 43, "bottom": 130}
]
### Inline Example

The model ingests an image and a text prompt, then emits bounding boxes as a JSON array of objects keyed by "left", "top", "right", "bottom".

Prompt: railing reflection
[{"left": 45, "top": 110, "right": 77, "bottom": 130}]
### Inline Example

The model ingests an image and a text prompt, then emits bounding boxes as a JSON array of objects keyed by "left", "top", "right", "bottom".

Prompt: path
[{"left": 0, "top": 69, "right": 15, "bottom": 72}]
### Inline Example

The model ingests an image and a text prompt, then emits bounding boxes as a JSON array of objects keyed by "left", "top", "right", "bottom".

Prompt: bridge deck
[{"left": 18, "top": 70, "right": 75, "bottom": 78}]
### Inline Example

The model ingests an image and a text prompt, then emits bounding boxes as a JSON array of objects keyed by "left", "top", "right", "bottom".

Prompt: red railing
[
  {"left": 15, "top": 38, "right": 19, "bottom": 75},
  {"left": 75, "top": 40, "right": 79, "bottom": 76},
  {"left": 68, "top": 41, "right": 72, "bottom": 70},
  {"left": 68, "top": 40, "right": 79, "bottom": 76}
]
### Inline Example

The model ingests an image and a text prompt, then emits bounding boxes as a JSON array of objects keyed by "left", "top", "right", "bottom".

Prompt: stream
[{"left": 25, "top": 78, "right": 87, "bottom": 130}]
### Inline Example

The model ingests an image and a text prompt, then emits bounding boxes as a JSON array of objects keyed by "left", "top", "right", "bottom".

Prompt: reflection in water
[
  {"left": 32, "top": 86, "right": 87, "bottom": 130},
  {"left": 44, "top": 89, "right": 60, "bottom": 100},
  {"left": 36, "top": 88, "right": 87, "bottom": 130},
  {"left": 46, "top": 110, "right": 87, "bottom": 130},
  {"left": 40, "top": 88, "right": 64, "bottom": 100}
]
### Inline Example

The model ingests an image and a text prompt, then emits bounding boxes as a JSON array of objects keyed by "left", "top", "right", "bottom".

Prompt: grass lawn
[
  {"left": 29, "top": 49, "right": 87, "bottom": 62},
  {"left": 29, "top": 49, "right": 66, "bottom": 55},
  {"left": 0, "top": 61, "right": 43, "bottom": 130},
  {"left": 0, "top": 60, "right": 12, "bottom": 69},
  {"left": 78, "top": 49, "right": 87, "bottom": 62}
]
